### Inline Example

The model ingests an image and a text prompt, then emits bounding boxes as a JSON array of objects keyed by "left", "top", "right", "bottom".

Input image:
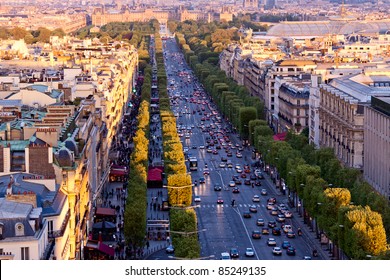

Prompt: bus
[{"left": 189, "top": 157, "right": 198, "bottom": 171}]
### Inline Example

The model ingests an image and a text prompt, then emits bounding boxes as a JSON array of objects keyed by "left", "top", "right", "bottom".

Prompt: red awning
[
  {"left": 273, "top": 132, "right": 287, "bottom": 141},
  {"left": 85, "top": 240, "right": 114, "bottom": 257},
  {"left": 98, "top": 242, "right": 115, "bottom": 257},
  {"left": 147, "top": 167, "right": 163, "bottom": 181},
  {"left": 96, "top": 207, "right": 116, "bottom": 216},
  {"left": 110, "top": 165, "right": 128, "bottom": 176}
]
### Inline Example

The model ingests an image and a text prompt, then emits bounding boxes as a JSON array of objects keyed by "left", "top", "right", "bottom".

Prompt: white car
[
  {"left": 194, "top": 196, "right": 201, "bottom": 202},
  {"left": 229, "top": 181, "right": 236, "bottom": 187},
  {"left": 199, "top": 145, "right": 205, "bottom": 149},
  {"left": 272, "top": 247, "right": 282, "bottom": 255},
  {"left": 245, "top": 248, "right": 255, "bottom": 257},
  {"left": 252, "top": 195, "right": 260, "bottom": 202},
  {"left": 236, "top": 167, "right": 243, "bottom": 173},
  {"left": 267, "top": 238, "right": 277, "bottom": 246},
  {"left": 284, "top": 211, "right": 293, "bottom": 218},
  {"left": 219, "top": 162, "right": 226, "bottom": 168},
  {"left": 221, "top": 252, "right": 231, "bottom": 260},
  {"left": 283, "top": 225, "right": 292, "bottom": 233}
]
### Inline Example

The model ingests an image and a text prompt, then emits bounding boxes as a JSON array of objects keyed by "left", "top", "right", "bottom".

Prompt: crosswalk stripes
[{"left": 199, "top": 204, "right": 266, "bottom": 208}]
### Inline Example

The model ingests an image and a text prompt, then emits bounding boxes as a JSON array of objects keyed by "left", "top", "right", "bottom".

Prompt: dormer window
[
  {"left": 15, "top": 223, "right": 24, "bottom": 236},
  {"left": 0, "top": 222, "right": 4, "bottom": 240}
]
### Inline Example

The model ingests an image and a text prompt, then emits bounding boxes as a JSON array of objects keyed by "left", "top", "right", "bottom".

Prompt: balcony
[
  {"left": 41, "top": 240, "right": 55, "bottom": 260},
  {"left": 48, "top": 210, "right": 70, "bottom": 239}
]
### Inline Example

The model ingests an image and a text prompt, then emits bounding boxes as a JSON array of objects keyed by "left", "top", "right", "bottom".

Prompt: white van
[{"left": 221, "top": 252, "right": 230, "bottom": 260}]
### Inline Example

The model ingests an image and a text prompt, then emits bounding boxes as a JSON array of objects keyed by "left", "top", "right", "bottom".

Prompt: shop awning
[
  {"left": 96, "top": 207, "right": 116, "bottom": 216},
  {"left": 147, "top": 167, "right": 163, "bottom": 181},
  {"left": 273, "top": 132, "right": 287, "bottom": 141}
]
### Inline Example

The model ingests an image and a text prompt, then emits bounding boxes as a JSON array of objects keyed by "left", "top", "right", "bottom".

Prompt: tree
[{"left": 238, "top": 107, "right": 257, "bottom": 139}]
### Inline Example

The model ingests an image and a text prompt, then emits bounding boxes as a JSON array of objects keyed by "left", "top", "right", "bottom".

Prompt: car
[
  {"left": 227, "top": 151, "right": 233, "bottom": 157},
  {"left": 243, "top": 211, "right": 252, "bottom": 218},
  {"left": 303, "top": 256, "right": 312, "bottom": 260},
  {"left": 236, "top": 152, "right": 242, "bottom": 158},
  {"left": 272, "top": 228, "right": 282, "bottom": 236},
  {"left": 267, "top": 238, "right": 277, "bottom": 246},
  {"left": 266, "top": 202, "right": 274, "bottom": 210},
  {"left": 268, "top": 197, "right": 277, "bottom": 204},
  {"left": 250, "top": 174, "right": 257, "bottom": 180},
  {"left": 203, "top": 169, "right": 210, "bottom": 176},
  {"left": 230, "top": 248, "right": 239, "bottom": 258},
  {"left": 234, "top": 179, "right": 242, "bottom": 185},
  {"left": 166, "top": 245, "right": 175, "bottom": 254},
  {"left": 262, "top": 227, "right": 270, "bottom": 235},
  {"left": 240, "top": 173, "right": 247, "bottom": 178},
  {"left": 277, "top": 214, "right": 286, "bottom": 222},
  {"left": 252, "top": 230, "right": 261, "bottom": 239},
  {"left": 199, "top": 145, "right": 205, "bottom": 149},
  {"left": 284, "top": 211, "right": 293, "bottom": 218},
  {"left": 249, "top": 205, "right": 258, "bottom": 213},
  {"left": 214, "top": 184, "right": 222, "bottom": 191},
  {"left": 238, "top": 146, "right": 244, "bottom": 151},
  {"left": 199, "top": 177, "right": 206, "bottom": 184},
  {"left": 217, "top": 197, "right": 224, "bottom": 204},
  {"left": 287, "top": 231, "right": 296, "bottom": 238},
  {"left": 207, "top": 148, "right": 212, "bottom": 153},
  {"left": 194, "top": 195, "right": 201, "bottom": 202},
  {"left": 286, "top": 246, "right": 296, "bottom": 256},
  {"left": 252, "top": 195, "right": 260, "bottom": 202},
  {"left": 221, "top": 157, "right": 227, "bottom": 162},
  {"left": 229, "top": 181, "right": 236, "bottom": 187},
  {"left": 235, "top": 164, "right": 242, "bottom": 169},
  {"left": 282, "top": 241, "right": 291, "bottom": 249},
  {"left": 270, "top": 207, "right": 279, "bottom": 216},
  {"left": 283, "top": 225, "right": 292, "bottom": 233},
  {"left": 244, "top": 168, "right": 251, "bottom": 173},
  {"left": 221, "top": 252, "right": 231, "bottom": 260},
  {"left": 212, "top": 150, "right": 218, "bottom": 155},
  {"left": 192, "top": 145, "right": 197, "bottom": 149},
  {"left": 260, "top": 189, "right": 267, "bottom": 196},
  {"left": 272, "top": 247, "right": 282, "bottom": 256},
  {"left": 227, "top": 162, "right": 233, "bottom": 168},
  {"left": 255, "top": 170, "right": 264, "bottom": 179},
  {"left": 268, "top": 221, "right": 277, "bottom": 228},
  {"left": 232, "top": 187, "right": 240, "bottom": 193},
  {"left": 236, "top": 167, "right": 243, "bottom": 173},
  {"left": 256, "top": 218, "right": 265, "bottom": 226},
  {"left": 244, "top": 179, "right": 251, "bottom": 185},
  {"left": 245, "top": 248, "right": 255, "bottom": 257},
  {"left": 219, "top": 162, "right": 226, "bottom": 168},
  {"left": 255, "top": 180, "right": 262, "bottom": 186}
]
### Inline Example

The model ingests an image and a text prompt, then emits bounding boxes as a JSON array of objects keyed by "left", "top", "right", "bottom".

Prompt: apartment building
[
  {"left": 265, "top": 60, "right": 317, "bottom": 131},
  {"left": 0, "top": 40, "right": 138, "bottom": 259},
  {"left": 364, "top": 96, "right": 390, "bottom": 201},
  {"left": 274, "top": 75, "right": 311, "bottom": 133},
  {"left": 318, "top": 70, "right": 390, "bottom": 169}
]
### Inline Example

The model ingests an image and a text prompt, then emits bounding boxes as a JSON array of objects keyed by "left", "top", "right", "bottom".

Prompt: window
[
  {"left": 297, "top": 109, "right": 300, "bottom": 116},
  {"left": 21, "top": 247, "right": 29, "bottom": 260},
  {"left": 15, "top": 223, "right": 24, "bottom": 236},
  {"left": 297, "top": 100, "right": 300, "bottom": 106}
]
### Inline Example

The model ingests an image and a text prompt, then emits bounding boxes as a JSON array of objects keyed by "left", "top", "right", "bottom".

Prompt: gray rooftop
[{"left": 0, "top": 198, "right": 32, "bottom": 219}]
